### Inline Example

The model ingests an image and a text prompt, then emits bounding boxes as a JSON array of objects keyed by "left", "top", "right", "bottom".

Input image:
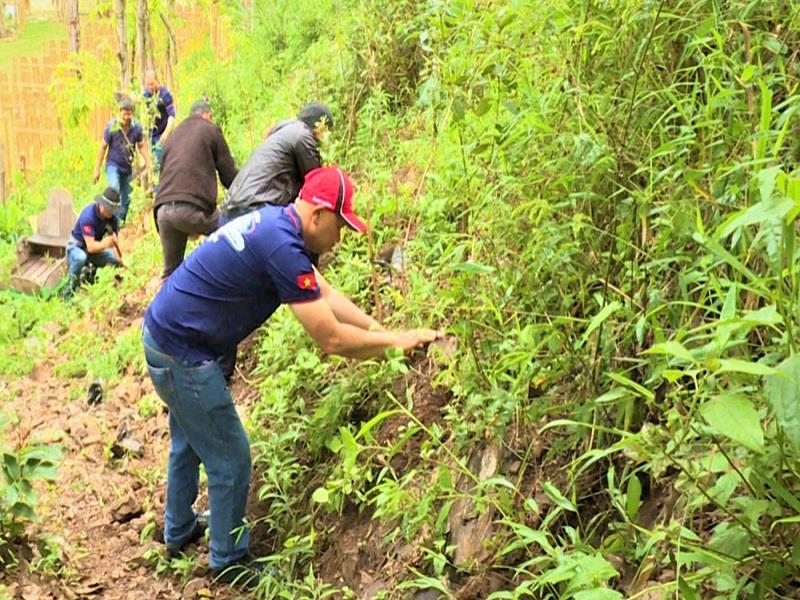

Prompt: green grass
[{"left": 0, "top": 19, "right": 66, "bottom": 68}]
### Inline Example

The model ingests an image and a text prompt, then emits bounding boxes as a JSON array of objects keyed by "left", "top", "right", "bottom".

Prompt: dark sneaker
[
  {"left": 165, "top": 511, "right": 209, "bottom": 558},
  {"left": 211, "top": 554, "right": 265, "bottom": 589}
]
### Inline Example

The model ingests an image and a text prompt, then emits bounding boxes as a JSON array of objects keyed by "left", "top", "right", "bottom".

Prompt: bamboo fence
[{"left": 0, "top": 5, "right": 231, "bottom": 200}]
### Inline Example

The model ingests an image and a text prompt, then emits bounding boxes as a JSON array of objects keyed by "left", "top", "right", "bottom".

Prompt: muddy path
[{"left": 1, "top": 213, "right": 246, "bottom": 599}]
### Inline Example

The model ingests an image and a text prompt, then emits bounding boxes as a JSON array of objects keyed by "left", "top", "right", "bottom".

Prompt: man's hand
[
  {"left": 110, "top": 234, "right": 122, "bottom": 258},
  {"left": 394, "top": 328, "right": 442, "bottom": 351}
]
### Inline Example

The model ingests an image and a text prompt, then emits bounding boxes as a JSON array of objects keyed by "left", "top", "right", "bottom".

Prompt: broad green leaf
[
  {"left": 581, "top": 301, "right": 622, "bottom": 344},
  {"left": 709, "top": 523, "right": 750, "bottom": 559},
  {"left": 498, "top": 520, "right": 554, "bottom": 556},
  {"left": 338, "top": 427, "right": 360, "bottom": 471},
  {"left": 699, "top": 394, "right": 764, "bottom": 453},
  {"left": 755, "top": 80, "right": 772, "bottom": 161},
  {"left": 758, "top": 165, "right": 781, "bottom": 204},
  {"left": 715, "top": 358, "right": 776, "bottom": 376},
  {"left": 742, "top": 304, "right": 782, "bottom": 326},
  {"left": 644, "top": 341, "right": 694, "bottom": 363},
  {"left": 437, "top": 466, "right": 453, "bottom": 490},
  {"left": 355, "top": 409, "right": 401, "bottom": 443},
  {"left": 311, "top": 487, "right": 329, "bottom": 504},
  {"left": 765, "top": 354, "right": 800, "bottom": 450},
  {"left": 3, "top": 453, "right": 20, "bottom": 481},
  {"left": 542, "top": 481, "right": 576, "bottom": 512},
  {"left": 574, "top": 590, "right": 624, "bottom": 600},
  {"left": 625, "top": 474, "right": 642, "bottom": 521},
  {"left": 594, "top": 388, "right": 628, "bottom": 404},
  {"left": 451, "top": 261, "right": 495, "bottom": 274},
  {"left": 9, "top": 501, "right": 36, "bottom": 521},
  {"left": 606, "top": 372, "right": 654, "bottom": 401},
  {"left": 678, "top": 576, "right": 701, "bottom": 600}
]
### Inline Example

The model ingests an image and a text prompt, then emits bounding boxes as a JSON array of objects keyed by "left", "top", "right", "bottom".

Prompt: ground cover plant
[{"left": 2, "top": 0, "right": 800, "bottom": 598}]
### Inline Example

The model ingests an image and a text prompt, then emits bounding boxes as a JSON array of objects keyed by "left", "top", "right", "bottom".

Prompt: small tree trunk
[
  {"left": 68, "top": 0, "right": 80, "bottom": 53},
  {"left": 160, "top": 9, "right": 178, "bottom": 90},
  {"left": 115, "top": 0, "right": 128, "bottom": 92},
  {"left": 135, "top": 0, "right": 150, "bottom": 85},
  {"left": 0, "top": 9, "right": 7, "bottom": 38}
]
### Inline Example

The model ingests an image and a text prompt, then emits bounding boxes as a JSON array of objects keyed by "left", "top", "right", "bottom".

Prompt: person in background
[
  {"left": 142, "top": 166, "right": 440, "bottom": 588},
  {"left": 93, "top": 97, "right": 151, "bottom": 223},
  {"left": 63, "top": 187, "right": 123, "bottom": 298},
  {"left": 154, "top": 100, "right": 238, "bottom": 278},
  {"left": 218, "top": 102, "right": 333, "bottom": 224},
  {"left": 143, "top": 70, "right": 176, "bottom": 185}
]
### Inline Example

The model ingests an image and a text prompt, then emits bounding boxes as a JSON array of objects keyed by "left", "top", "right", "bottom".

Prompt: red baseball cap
[{"left": 298, "top": 166, "right": 366, "bottom": 232}]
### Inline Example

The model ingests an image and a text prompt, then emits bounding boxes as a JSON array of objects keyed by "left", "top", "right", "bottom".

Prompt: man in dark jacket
[
  {"left": 154, "top": 100, "right": 238, "bottom": 278},
  {"left": 218, "top": 102, "right": 333, "bottom": 224}
]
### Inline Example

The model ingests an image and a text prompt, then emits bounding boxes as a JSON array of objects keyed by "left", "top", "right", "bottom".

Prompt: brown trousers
[{"left": 157, "top": 201, "right": 219, "bottom": 278}]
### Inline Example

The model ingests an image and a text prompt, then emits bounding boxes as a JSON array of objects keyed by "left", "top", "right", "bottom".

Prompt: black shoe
[
  {"left": 211, "top": 554, "right": 265, "bottom": 589},
  {"left": 165, "top": 512, "right": 208, "bottom": 558}
]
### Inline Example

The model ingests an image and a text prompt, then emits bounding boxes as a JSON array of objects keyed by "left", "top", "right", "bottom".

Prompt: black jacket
[
  {"left": 220, "top": 119, "right": 321, "bottom": 217},
  {"left": 154, "top": 114, "right": 238, "bottom": 216}
]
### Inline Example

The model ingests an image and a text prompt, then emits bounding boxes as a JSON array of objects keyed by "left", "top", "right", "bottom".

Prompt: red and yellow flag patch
[{"left": 297, "top": 272, "right": 317, "bottom": 290}]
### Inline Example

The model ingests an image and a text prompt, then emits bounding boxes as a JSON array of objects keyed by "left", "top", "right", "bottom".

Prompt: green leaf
[
  {"left": 3, "top": 453, "right": 20, "bottom": 481},
  {"left": 573, "top": 590, "right": 624, "bottom": 600},
  {"left": 625, "top": 474, "right": 642, "bottom": 521},
  {"left": 451, "top": 261, "right": 495, "bottom": 274},
  {"left": 355, "top": 409, "right": 401, "bottom": 443},
  {"left": 605, "top": 372, "right": 654, "bottom": 401},
  {"left": 644, "top": 341, "right": 694, "bottom": 363},
  {"left": 9, "top": 501, "right": 36, "bottom": 521},
  {"left": 699, "top": 394, "right": 764, "bottom": 453},
  {"left": 581, "top": 301, "right": 621, "bottom": 344},
  {"left": 678, "top": 576, "right": 701, "bottom": 600},
  {"left": 742, "top": 304, "right": 783, "bottom": 326},
  {"left": 542, "top": 481, "right": 576, "bottom": 512},
  {"left": 594, "top": 388, "right": 629, "bottom": 404},
  {"left": 311, "top": 487, "right": 329, "bottom": 504},
  {"left": 765, "top": 354, "right": 800, "bottom": 450},
  {"left": 715, "top": 358, "right": 776, "bottom": 376}
]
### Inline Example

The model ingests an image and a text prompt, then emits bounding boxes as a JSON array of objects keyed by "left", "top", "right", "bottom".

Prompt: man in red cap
[{"left": 142, "top": 166, "right": 438, "bottom": 587}]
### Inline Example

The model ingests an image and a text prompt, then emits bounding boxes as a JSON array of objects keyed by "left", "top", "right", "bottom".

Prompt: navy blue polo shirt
[
  {"left": 144, "top": 204, "right": 321, "bottom": 365},
  {"left": 70, "top": 203, "right": 119, "bottom": 250},
  {"left": 143, "top": 86, "right": 175, "bottom": 138},
  {"left": 103, "top": 118, "right": 144, "bottom": 173}
]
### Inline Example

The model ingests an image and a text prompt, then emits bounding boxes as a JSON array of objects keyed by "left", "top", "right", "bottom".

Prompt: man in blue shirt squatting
[
  {"left": 92, "top": 97, "right": 152, "bottom": 223},
  {"left": 143, "top": 70, "right": 176, "bottom": 184},
  {"left": 63, "top": 187, "right": 123, "bottom": 298},
  {"left": 142, "top": 166, "right": 439, "bottom": 586}
]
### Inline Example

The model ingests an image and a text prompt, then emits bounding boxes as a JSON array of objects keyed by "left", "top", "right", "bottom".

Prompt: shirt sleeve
[
  {"left": 264, "top": 240, "right": 322, "bottom": 304},
  {"left": 102, "top": 123, "right": 112, "bottom": 145},
  {"left": 293, "top": 131, "right": 322, "bottom": 176},
  {"left": 132, "top": 123, "right": 144, "bottom": 144},
  {"left": 79, "top": 212, "right": 96, "bottom": 239},
  {"left": 162, "top": 88, "right": 176, "bottom": 117},
  {"left": 213, "top": 126, "right": 239, "bottom": 188}
]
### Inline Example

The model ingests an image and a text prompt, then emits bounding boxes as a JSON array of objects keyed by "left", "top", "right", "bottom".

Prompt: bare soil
[{"left": 0, "top": 213, "right": 244, "bottom": 599}]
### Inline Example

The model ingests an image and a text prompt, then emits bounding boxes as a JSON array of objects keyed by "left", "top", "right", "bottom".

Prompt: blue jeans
[
  {"left": 65, "top": 239, "right": 121, "bottom": 294},
  {"left": 151, "top": 137, "right": 164, "bottom": 194},
  {"left": 142, "top": 326, "right": 251, "bottom": 569},
  {"left": 106, "top": 164, "right": 133, "bottom": 222}
]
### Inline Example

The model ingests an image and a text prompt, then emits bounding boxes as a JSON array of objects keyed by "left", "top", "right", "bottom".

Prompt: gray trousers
[{"left": 157, "top": 201, "right": 219, "bottom": 278}]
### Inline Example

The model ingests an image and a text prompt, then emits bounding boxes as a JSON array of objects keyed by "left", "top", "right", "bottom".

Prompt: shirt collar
[{"left": 285, "top": 204, "right": 303, "bottom": 235}]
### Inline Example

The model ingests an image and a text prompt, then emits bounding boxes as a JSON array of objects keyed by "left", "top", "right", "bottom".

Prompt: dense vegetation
[{"left": 3, "top": 0, "right": 800, "bottom": 597}]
